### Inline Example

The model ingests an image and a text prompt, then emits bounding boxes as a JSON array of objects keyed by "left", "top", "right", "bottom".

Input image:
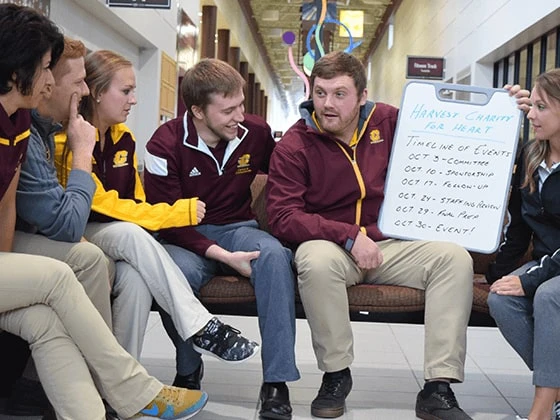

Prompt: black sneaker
[
  {"left": 311, "top": 368, "right": 352, "bottom": 418},
  {"left": 554, "top": 401, "right": 560, "bottom": 420},
  {"left": 415, "top": 382, "right": 472, "bottom": 420},
  {"left": 173, "top": 361, "right": 204, "bottom": 390},
  {"left": 192, "top": 317, "right": 259, "bottom": 363}
]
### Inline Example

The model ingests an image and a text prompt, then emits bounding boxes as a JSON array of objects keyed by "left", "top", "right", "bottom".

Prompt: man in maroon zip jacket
[
  {"left": 267, "top": 51, "right": 474, "bottom": 420},
  {"left": 144, "top": 58, "right": 299, "bottom": 420}
]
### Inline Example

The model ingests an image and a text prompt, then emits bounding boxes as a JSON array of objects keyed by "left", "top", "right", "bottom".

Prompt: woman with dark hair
[
  {"left": 488, "top": 68, "right": 560, "bottom": 420},
  {"left": 0, "top": 3, "right": 63, "bottom": 97},
  {"left": 0, "top": 4, "right": 208, "bottom": 420},
  {"left": 0, "top": 4, "right": 64, "bottom": 407}
]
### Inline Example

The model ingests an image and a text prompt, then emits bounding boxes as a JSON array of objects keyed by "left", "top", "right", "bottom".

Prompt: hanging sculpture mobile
[{"left": 282, "top": 0, "right": 362, "bottom": 101}]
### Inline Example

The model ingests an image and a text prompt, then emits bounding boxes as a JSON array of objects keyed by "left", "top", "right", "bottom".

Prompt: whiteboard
[{"left": 378, "top": 81, "right": 522, "bottom": 253}]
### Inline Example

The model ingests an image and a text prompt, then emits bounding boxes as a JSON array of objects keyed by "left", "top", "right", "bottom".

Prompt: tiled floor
[
  {"left": 140, "top": 313, "right": 533, "bottom": 420},
  {"left": 1, "top": 313, "right": 534, "bottom": 419}
]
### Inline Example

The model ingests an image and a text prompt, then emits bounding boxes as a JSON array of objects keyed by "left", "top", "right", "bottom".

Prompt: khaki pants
[
  {"left": 13, "top": 231, "right": 114, "bottom": 328},
  {"left": 295, "top": 239, "right": 473, "bottom": 382},
  {"left": 0, "top": 252, "right": 161, "bottom": 420}
]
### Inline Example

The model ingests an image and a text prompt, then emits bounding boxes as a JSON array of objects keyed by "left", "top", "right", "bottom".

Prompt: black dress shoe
[
  {"left": 172, "top": 361, "right": 204, "bottom": 390},
  {"left": 259, "top": 382, "right": 292, "bottom": 420}
]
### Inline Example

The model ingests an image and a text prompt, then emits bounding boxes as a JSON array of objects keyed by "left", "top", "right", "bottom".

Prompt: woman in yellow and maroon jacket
[
  {"left": 55, "top": 51, "right": 203, "bottom": 230},
  {"left": 53, "top": 49, "right": 259, "bottom": 364}
]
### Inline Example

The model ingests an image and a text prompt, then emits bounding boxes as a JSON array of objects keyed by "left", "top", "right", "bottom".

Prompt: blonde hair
[
  {"left": 522, "top": 68, "right": 560, "bottom": 193},
  {"left": 61, "top": 49, "right": 132, "bottom": 186}
]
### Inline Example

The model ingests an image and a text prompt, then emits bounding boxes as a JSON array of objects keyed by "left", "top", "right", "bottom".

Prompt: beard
[{"left": 207, "top": 120, "right": 238, "bottom": 142}]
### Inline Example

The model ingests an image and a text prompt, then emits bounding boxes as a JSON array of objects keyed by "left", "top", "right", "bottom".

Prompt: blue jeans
[
  {"left": 161, "top": 220, "right": 300, "bottom": 383},
  {"left": 488, "top": 261, "right": 560, "bottom": 387}
]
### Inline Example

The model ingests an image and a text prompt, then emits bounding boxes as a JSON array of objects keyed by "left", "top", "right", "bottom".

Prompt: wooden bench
[{"left": 198, "top": 174, "right": 498, "bottom": 326}]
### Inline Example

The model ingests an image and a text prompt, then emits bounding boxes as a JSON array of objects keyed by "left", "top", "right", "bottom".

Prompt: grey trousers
[
  {"left": 488, "top": 261, "right": 560, "bottom": 387},
  {"left": 295, "top": 238, "right": 473, "bottom": 382},
  {"left": 0, "top": 252, "right": 161, "bottom": 420},
  {"left": 85, "top": 221, "right": 213, "bottom": 359}
]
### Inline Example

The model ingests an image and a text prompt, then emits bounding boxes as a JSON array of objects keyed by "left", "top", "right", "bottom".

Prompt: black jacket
[{"left": 486, "top": 142, "right": 560, "bottom": 297}]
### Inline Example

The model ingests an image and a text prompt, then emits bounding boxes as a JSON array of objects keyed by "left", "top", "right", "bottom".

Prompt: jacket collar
[
  {"left": 181, "top": 112, "right": 249, "bottom": 175},
  {"left": 298, "top": 99, "right": 376, "bottom": 138}
]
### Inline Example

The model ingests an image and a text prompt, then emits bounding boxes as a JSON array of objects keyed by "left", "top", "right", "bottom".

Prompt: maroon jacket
[
  {"left": 0, "top": 104, "right": 30, "bottom": 200},
  {"left": 266, "top": 100, "right": 398, "bottom": 251},
  {"left": 144, "top": 113, "right": 275, "bottom": 255}
]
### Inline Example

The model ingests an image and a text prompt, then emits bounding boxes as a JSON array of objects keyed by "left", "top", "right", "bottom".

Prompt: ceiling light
[
  {"left": 339, "top": 10, "right": 364, "bottom": 38},
  {"left": 262, "top": 10, "right": 280, "bottom": 21}
]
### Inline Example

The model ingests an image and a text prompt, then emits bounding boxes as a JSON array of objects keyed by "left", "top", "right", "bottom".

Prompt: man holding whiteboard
[{"left": 266, "top": 51, "right": 529, "bottom": 420}]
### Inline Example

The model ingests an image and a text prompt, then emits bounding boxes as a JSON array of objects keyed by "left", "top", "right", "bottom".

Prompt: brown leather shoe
[{"left": 259, "top": 382, "right": 292, "bottom": 420}]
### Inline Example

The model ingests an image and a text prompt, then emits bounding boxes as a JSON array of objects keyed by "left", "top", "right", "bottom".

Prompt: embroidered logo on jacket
[
  {"left": 369, "top": 129, "right": 383, "bottom": 144},
  {"left": 189, "top": 167, "right": 201, "bottom": 177},
  {"left": 235, "top": 153, "right": 252, "bottom": 175},
  {"left": 112, "top": 150, "right": 129, "bottom": 168}
]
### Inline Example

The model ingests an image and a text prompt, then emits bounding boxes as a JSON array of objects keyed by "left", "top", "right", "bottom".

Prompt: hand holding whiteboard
[{"left": 378, "top": 81, "right": 522, "bottom": 253}]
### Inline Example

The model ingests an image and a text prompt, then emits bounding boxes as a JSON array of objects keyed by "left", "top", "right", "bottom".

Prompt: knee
[
  {"left": 487, "top": 291, "right": 501, "bottom": 316},
  {"left": 487, "top": 292, "right": 514, "bottom": 321},
  {"left": 427, "top": 242, "right": 473, "bottom": 287},
  {"left": 69, "top": 242, "right": 112, "bottom": 291},
  {"left": 70, "top": 241, "right": 110, "bottom": 270},
  {"left": 255, "top": 236, "right": 292, "bottom": 264},
  {"left": 441, "top": 243, "right": 473, "bottom": 271},
  {"left": 116, "top": 221, "right": 148, "bottom": 240},
  {"left": 295, "top": 241, "right": 347, "bottom": 287}
]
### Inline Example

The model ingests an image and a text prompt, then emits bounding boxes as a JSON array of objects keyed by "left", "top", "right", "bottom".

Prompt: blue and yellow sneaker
[{"left": 131, "top": 385, "right": 208, "bottom": 419}]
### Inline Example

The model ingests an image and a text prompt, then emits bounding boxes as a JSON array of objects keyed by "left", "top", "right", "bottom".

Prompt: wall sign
[
  {"left": 107, "top": 0, "right": 171, "bottom": 9},
  {"left": 406, "top": 56, "right": 445, "bottom": 80},
  {"left": 378, "top": 81, "right": 522, "bottom": 253}
]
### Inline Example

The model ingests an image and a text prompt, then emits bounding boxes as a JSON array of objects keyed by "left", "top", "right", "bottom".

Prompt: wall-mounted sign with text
[
  {"left": 406, "top": 56, "right": 445, "bottom": 80},
  {"left": 107, "top": 0, "right": 170, "bottom": 9}
]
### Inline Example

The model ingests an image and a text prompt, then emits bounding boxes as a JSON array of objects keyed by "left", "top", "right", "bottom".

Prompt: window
[{"left": 493, "top": 26, "right": 560, "bottom": 143}]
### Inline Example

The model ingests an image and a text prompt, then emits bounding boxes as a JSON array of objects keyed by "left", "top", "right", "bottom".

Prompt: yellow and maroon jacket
[
  {"left": 267, "top": 100, "right": 399, "bottom": 251},
  {"left": 54, "top": 123, "right": 199, "bottom": 231},
  {"left": 0, "top": 105, "right": 30, "bottom": 201}
]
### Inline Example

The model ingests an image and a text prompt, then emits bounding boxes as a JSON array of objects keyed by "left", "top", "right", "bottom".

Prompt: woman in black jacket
[{"left": 488, "top": 68, "right": 560, "bottom": 420}]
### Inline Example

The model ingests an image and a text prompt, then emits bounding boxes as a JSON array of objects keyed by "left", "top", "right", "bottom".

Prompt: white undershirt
[{"left": 537, "top": 159, "right": 560, "bottom": 192}]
